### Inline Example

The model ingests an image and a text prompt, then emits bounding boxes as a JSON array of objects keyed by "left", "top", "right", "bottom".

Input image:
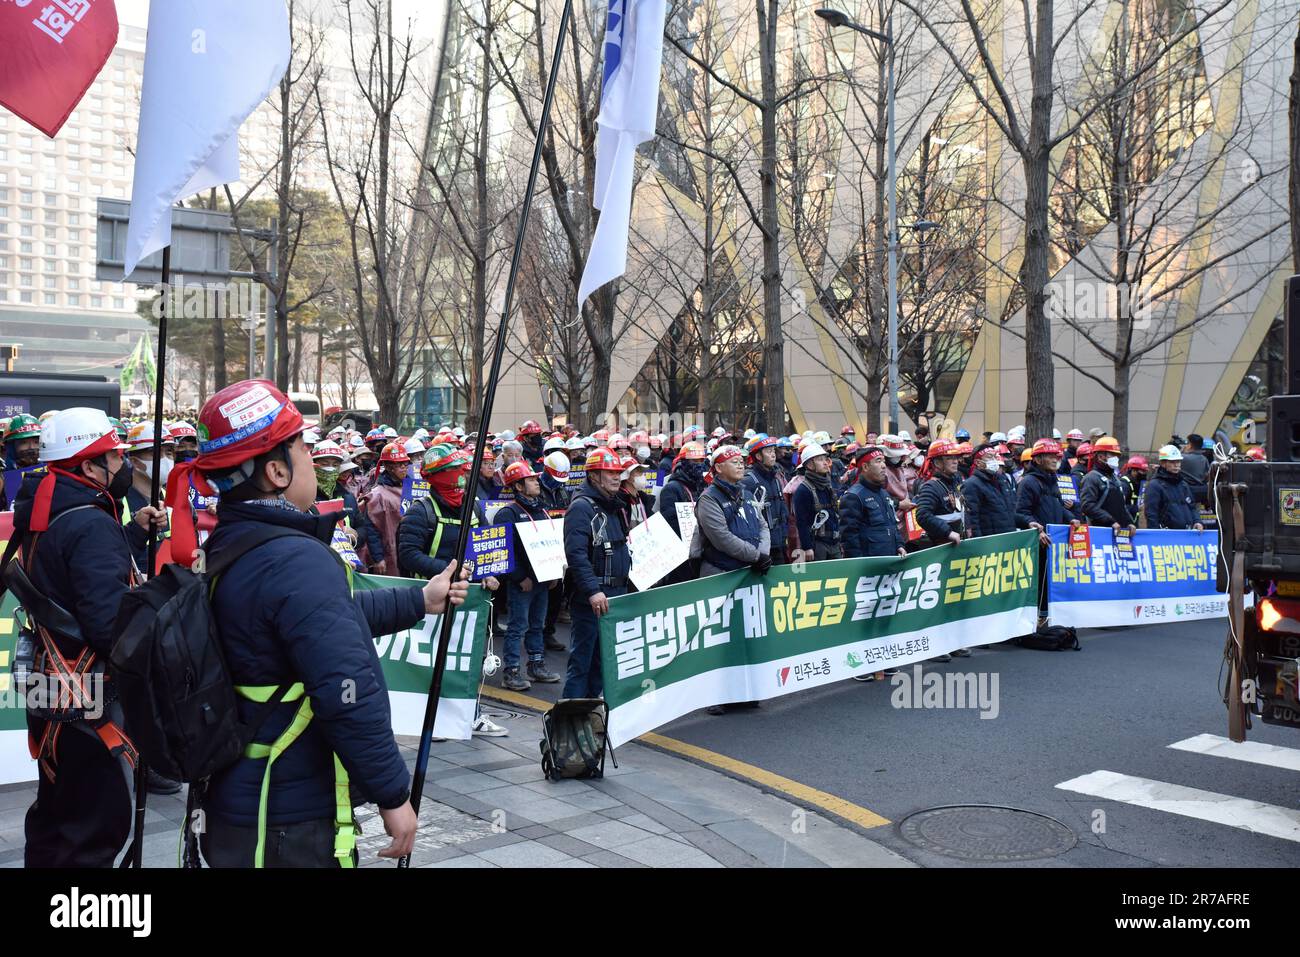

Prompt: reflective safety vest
[{"left": 423, "top": 495, "right": 479, "bottom": 560}]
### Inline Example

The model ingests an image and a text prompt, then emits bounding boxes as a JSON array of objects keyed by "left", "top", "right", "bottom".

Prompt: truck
[{"left": 1216, "top": 275, "right": 1300, "bottom": 739}]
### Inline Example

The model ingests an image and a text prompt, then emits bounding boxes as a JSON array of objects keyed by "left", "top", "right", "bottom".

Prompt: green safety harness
[
  {"left": 423, "top": 495, "right": 479, "bottom": 559},
  {"left": 211, "top": 556, "right": 359, "bottom": 868}
]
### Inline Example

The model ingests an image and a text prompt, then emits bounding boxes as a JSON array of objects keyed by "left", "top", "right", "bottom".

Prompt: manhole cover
[{"left": 898, "top": 805, "right": 1077, "bottom": 862}]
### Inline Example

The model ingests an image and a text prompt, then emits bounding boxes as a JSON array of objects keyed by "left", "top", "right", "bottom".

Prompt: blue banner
[
  {"left": 1046, "top": 524, "right": 1228, "bottom": 627},
  {"left": 466, "top": 523, "right": 514, "bottom": 580},
  {"left": 400, "top": 474, "right": 431, "bottom": 515},
  {"left": 3, "top": 464, "right": 44, "bottom": 505}
]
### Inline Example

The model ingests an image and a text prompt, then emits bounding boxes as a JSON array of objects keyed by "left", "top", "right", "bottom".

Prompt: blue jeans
[
  {"left": 562, "top": 587, "right": 625, "bottom": 698},
  {"left": 504, "top": 583, "right": 547, "bottom": 670}
]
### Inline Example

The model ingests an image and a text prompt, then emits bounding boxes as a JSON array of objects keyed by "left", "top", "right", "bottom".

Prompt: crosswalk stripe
[
  {"left": 1168, "top": 733, "right": 1300, "bottom": 773},
  {"left": 1056, "top": 770, "right": 1300, "bottom": 843}
]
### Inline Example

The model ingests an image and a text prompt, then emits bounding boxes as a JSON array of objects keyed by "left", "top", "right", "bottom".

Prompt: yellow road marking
[{"left": 479, "top": 687, "right": 890, "bottom": 830}]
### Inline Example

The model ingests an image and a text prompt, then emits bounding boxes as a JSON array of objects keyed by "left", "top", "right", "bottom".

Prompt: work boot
[
  {"left": 147, "top": 768, "right": 182, "bottom": 795},
  {"left": 544, "top": 635, "right": 567, "bottom": 652},
  {"left": 502, "top": 668, "right": 531, "bottom": 692},
  {"left": 706, "top": 704, "right": 728, "bottom": 716},
  {"left": 527, "top": 660, "right": 561, "bottom": 684}
]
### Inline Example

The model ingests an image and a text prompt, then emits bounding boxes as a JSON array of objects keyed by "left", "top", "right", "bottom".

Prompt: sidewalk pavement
[{"left": 0, "top": 703, "right": 912, "bottom": 869}]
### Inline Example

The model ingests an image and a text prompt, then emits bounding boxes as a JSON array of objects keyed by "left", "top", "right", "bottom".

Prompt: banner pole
[
  {"left": 400, "top": 0, "right": 575, "bottom": 869},
  {"left": 125, "top": 243, "right": 168, "bottom": 869}
]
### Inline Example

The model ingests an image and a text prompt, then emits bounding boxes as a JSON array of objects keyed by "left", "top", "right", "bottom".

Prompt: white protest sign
[
  {"left": 675, "top": 501, "right": 698, "bottom": 550},
  {"left": 627, "top": 509, "right": 689, "bottom": 591},
  {"left": 514, "top": 518, "right": 567, "bottom": 582}
]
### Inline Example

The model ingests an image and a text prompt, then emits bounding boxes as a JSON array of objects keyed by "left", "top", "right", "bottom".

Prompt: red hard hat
[
  {"left": 196, "top": 380, "right": 308, "bottom": 477},
  {"left": 1245, "top": 447, "right": 1266, "bottom": 461},
  {"left": 519, "top": 420, "right": 543, "bottom": 436},
  {"left": 1031, "top": 438, "right": 1064, "bottom": 457},
  {"left": 503, "top": 461, "right": 539, "bottom": 484},
  {"left": 379, "top": 441, "right": 410, "bottom": 464},
  {"left": 926, "top": 438, "right": 959, "bottom": 459},
  {"left": 1124, "top": 455, "right": 1149, "bottom": 471},
  {"left": 585, "top": 446, "right": 623, "bottom": 472}
]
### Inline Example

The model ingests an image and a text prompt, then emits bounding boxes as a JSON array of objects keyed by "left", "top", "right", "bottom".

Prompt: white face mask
[
  {"left": 142, "top": 455, "right": 172, "bottom": 485},
  {"left": 912, "top": 455, "right": 924, "bottom": 467},
  {"left": 634, "top": 474, "right": 649, "bottom": 490},
  {"left": 984, "top": 458, "right": 1002, "bottom": 473},
  {"left": 1106, "top": 456, "right": 1120, "bottom": 470}
]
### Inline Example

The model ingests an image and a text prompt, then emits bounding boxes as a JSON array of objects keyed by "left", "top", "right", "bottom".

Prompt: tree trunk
[
  {"left": 1020, "top": 0, "right": 1057, "bottom": 440},
  {"left": 1112, "top": 358, "right": 1130, "bottom": 449},
  {"left": 757, "top": 0, "right": 784, "bottom": 434},
  {"left": 211, "top": 316, "right": 228, "bottom": 391},
  {"left": 468, "top": 23, "right": 493, "bottom": 429},
  {"left": 291, "top": 322, "right": 302, "bottom": 391}
]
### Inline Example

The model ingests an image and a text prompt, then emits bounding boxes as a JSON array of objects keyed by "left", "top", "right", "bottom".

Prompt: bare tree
[
  {"left": 899, "top": 0, "right": 1232, "bottom": 439},
  {"left": 1013, "top": 0, "right": 1290, "bottom": 446},
  {"left": 316, "top": 0, "right": 428, "bottom": 423}
]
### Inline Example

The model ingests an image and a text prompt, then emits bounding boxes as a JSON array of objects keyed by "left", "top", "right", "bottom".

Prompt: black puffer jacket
[
  {"left": 963, "top": 467, "right": 1020, "bottom": 537},
  {"left": 1079, "top": 467, "right": 1134, "bottom": 527}
]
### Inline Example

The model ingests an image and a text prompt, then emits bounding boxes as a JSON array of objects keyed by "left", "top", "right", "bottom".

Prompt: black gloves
[{"left": 751, "top": 554, "right": 773, "bottom": 576}]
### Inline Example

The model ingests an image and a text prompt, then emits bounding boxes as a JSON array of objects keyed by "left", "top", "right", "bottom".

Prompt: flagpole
[
  {"left": 400, "top": 0, "right": 574, "bottom": 868},
  {"left": 126, "top": 244, "right": 169, "bottom": 869}
]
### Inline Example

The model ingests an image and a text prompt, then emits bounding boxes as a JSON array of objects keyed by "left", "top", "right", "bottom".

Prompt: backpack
[
  {"left": 109, "top": 525, "right": 314, "bottom": 782},
  {"left": 540, "top": 698, "right": 616, "bottom": 780},
  {"left": 1014, "top": 625, "right": 1080, "bottom": 651}
]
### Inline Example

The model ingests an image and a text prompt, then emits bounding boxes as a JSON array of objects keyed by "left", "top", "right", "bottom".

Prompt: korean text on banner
[
  {"left": 627, "top": 509, "right": 688, "bottom": 591},
  {"left": 466, "top": 524, "right": 514, "bottom": 579},
  {"left": 598, "top": 530, "right": 1040, "bottom": 747},
  {"left": 514, "top": 518, "right": 567, "bottom": 582},
  {"left": 1045, "top": 524, "right": 1230, "bottom": 628}
]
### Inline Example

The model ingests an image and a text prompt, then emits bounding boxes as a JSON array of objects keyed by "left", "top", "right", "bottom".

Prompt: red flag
[{"left": 0, "top": 0, "right": 118, "bottom": 138}]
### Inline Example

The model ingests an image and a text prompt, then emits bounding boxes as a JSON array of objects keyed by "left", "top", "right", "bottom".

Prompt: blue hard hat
[
  {"left": 777, "top": 436, "right": 793, "bottom": 448},
  {"left": 1203, "top": 437, "right": 1215, "bottom": 450},
  {"left": 956, "top": 428, "right": 971, "bottom": 440}
]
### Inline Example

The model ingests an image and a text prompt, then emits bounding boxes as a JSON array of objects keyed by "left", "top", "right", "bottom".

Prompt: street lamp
[{"left": 816, "top": 7, "right": 900, "bottom": 432}]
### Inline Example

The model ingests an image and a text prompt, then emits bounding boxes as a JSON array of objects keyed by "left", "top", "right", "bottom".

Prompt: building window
[
  {"left": 67, "top": 294, "right": 80, "bottom": 307},
  {"left": 20, "top": 274, "right": 33, "bottom": 287},
  {"left": 113, "top": 298, "right": 124, "bottom": 309},
  {"left": 19, "top": 242, "right": 32, "bottom": 254},
  {"left": 19, "top": 208, "right": 33, "bottom": 221},
  {"left": 67, "top": 278, "right": 79, "bottom": 290},
  {"left": 91, "top": 296, "right": 103, "bottom": 308},
  {"left": 19, "top": 292, "right": 33, "bottom": 304},
  {"left": 44, "top": 293, "right": 56, "bottom": 305},
  {"left": 43, "top": 276, "right": 56, "bottom": 289},
  {"left": 19, "top": 258, "right": 32, "bottom": 270},
  {"left": 19, "top": 226, "right": 33, "bottom": 237}
]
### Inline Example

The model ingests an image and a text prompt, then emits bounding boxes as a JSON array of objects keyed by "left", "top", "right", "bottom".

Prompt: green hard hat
[
  {"left": 107, "top": 416, "right": 128, "bottom": 440},
  {"left": 4, "top": 414, "right": 41, "bottom": 443}
]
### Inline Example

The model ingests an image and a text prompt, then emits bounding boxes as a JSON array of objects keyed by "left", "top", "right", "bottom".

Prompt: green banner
[
  {"left": 0, "top": 570, "right": 487, "bottom": 784},
  {"left": 598, "top": 530, "right": 1041, "bottom": 747}
]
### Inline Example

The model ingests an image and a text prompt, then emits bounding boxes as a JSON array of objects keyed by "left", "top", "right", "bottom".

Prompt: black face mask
[
  {"left": 13, "top": 447, "right": 39, "bottom": 468},
  {"left": 106, "top": 458, "right": 133, "bottom": 500},
  {"left": 174, "top": 449, "right": 198, "bottom": 464}
]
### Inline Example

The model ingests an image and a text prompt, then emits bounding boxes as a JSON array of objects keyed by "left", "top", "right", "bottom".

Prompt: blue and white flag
[{"left": 576, "top": 0, "right": 668, "bottom": 310}]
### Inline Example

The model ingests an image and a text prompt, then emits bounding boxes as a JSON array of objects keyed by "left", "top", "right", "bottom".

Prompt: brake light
[{"left": 1258, "top": 597, "right": 1300, "bottom": 634}]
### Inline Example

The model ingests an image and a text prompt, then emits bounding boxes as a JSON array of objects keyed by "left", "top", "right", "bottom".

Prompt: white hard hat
[
  {"left": 348, "top": 435, "right": 365, "bottom": 450},
  {"left": 813, "top": 431, "right": 832, "bottom": 446},
  {"left": 799, "top": 442, "right": 829, "bottom": 464},
  {"left": 1158, "top": 444, "right": 1183, "bottom": 461},
  {"left": 40, "top": 408, "right": 127, "bottom": 463},
  {"left": 403, "top": 437, "right": 425, "bottom": 455},
  {"left": 412, "top": 428, "right": 430, "bottom": 441},
  {"left": 311, "top": 440, "right": 346, "bottom": 461},
  {"left": 565, "top": 436, "right": 585, "bottom": 452},
  {"left": 303, "top": 428, "right": 321, "bottom": 446},
  {"left": 897, "top": 430, "right": 912, "bottom": 442},
  {"left": 1052, "top": 428, "right": 1062, "bottom": 440},
  {"left": 990, "top": 431, "right": 1007, "bottom": 443},
  {"left": 383, "top": 426, "right": 398, "bottom": 439},
  {"left": 544, "top": 451, "right": 570, "bottom": 478},
  {"left": 544, "top": 436, "right": 566, "bottom": 453}
]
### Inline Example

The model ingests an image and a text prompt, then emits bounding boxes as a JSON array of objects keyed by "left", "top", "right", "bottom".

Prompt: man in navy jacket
[
  {"left": 177, "top": 381, "right": 466, "bottom": 868},
  {"left": 840, "top": 446, "right": 906, "bottom": 558},
  {"left": 1143, "top": 446, "right": 1204, "bottom": 530}
]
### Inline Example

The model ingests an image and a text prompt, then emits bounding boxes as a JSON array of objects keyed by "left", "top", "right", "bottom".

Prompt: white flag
[
  {"left": 123, "top": 1, "right": 290, "bottom": 279},
  {"left": 576, "top": 0, "right": 668, "bottom": 310}
]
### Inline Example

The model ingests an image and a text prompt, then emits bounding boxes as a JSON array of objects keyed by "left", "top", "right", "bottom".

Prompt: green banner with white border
[
  {"left": 0, "top": 572, "right": 487, "bottom": 784},
  {"left": 598, "top": 530, "right": 1040, "bottom": 748}
]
